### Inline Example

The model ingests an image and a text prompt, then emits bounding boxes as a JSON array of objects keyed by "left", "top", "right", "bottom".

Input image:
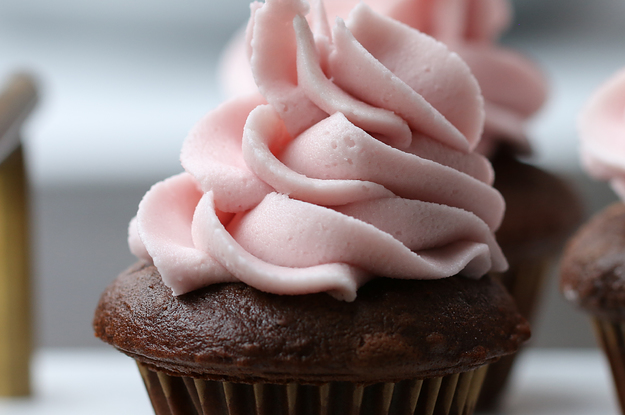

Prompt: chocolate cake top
[
  {"left": 94, "top": 262, "right": 529, "bottom": 384},
  {"left": 561, "top": 202, "right": 625, "bottom": 320}
]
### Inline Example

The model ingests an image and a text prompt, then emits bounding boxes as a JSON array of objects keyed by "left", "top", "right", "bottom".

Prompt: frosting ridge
[{"left": 130, "top": 0, "right": 507, "bottom": 301}]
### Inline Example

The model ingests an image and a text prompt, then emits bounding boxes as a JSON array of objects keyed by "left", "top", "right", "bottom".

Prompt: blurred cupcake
[
  {"left": 219, "top": 0, "right": 546, "bottom": 157},
  {"left": 219, "top": 0, "right": 580, "bottom": 408},
  {"left": 561, "top": 68, "right": 625, "bottom": 414},
  {"left": 94, "top": 1, "right": 530, "bottom": 414}
]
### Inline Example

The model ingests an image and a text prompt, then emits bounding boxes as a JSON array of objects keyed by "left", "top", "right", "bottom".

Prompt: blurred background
[{"left": 0, "top": 0, "right": 623, "bottom": 349}]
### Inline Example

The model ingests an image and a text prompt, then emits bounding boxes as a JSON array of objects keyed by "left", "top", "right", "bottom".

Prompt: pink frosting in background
[
  {"left": 129, "top": 0, "right": 507, "bottom": 301},
  {"left": 579, "top": 69, "right": 625, "bottom": 200},
  {"left": 219, "top": 0, "right": 548, "bottom": 157}
]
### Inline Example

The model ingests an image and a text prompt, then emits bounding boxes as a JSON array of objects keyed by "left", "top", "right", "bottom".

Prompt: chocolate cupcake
[
  {"left": 561, "top": 68, "right": 625, "bottom": 414},
  {"left": 95, "top": 1, "right": 530, "bottom": 414},
  {"left": 95, "top": 263, "right": 529, "bottom": 415}
]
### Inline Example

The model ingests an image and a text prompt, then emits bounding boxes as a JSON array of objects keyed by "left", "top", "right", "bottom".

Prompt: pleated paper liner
[
  {"left": 592, "top": 318, "right": 625, "bottom": 415},
  {"left": 136, "top": 361, "right": 489, "bottom": 415},
  {"left": 477, "top": 256, "right": 552, "bottom": 409}
]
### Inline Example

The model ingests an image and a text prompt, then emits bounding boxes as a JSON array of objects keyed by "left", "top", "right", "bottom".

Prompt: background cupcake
[
  {"left": 220, "top": 0, "right": 544, "bottom": 157},
  {"left": 561, "top": 68, "right": 625, "bottom": 414},
  {"left": 94, "top": 1, "right": 530, "bottom": 414}
]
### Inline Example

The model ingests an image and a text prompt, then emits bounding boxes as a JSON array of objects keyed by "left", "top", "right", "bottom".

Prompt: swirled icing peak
[
  {"left": 129, "top": 0, "right": 507, "bottom": 301},
  {"left": 219, "top": 0, "right": 547, "bottom": 156},
  {"left": 579, "top": 69, "right": 625, "bottom": 200}
]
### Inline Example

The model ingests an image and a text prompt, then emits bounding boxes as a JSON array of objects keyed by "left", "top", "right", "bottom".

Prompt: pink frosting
[
  {"left": 130, "top": 0, "right": 507, "bottom": 301},
  {"left": 579, "top": 69, "right": 625, "bottom": 200},
  {"left": 219, "top": 0, "right": 547, "bottom": 157}
]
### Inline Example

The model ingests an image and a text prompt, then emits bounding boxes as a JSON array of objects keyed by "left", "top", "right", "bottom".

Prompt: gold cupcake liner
[
  {"left": 136, "top": 361, "right": 488, "bottom": 415},
  {"left": 478, "top": 256, "right": 552, "bottom": 409},
  {"left": 592, "top": 318, "right": 625, "bottom": 415}
]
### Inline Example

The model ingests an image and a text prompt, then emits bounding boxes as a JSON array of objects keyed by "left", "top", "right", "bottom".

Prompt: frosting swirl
[
  {"left": 130, "top": 0, "right": 507, "bottom": 301},
  {"left": 219, "top": 0, "right": 547, "bottom": 156},
  {"left": 579, "top": 68, "right": 625, "bottom": 200}
]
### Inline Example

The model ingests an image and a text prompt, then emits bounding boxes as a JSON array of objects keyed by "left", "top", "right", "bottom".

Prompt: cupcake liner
[
  {"left": 136, "top": 361, "right": 489, "bottom": 415},
  {"left": 478, "top": 256, "right": 552, "bottom": 409},
  {"left": 592, "top": 317, "right": 625, "bottom": 414}
]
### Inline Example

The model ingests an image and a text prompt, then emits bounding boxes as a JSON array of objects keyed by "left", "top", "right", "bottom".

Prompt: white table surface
[{"left": 0, "top": 348, "right": 619, "bottom": 415}]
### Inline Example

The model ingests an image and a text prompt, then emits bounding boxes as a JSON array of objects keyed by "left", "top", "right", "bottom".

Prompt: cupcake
[
  {"left": 225, "top": 0, "right": 578, "bottom": 407},
  {"left": 94, "top": 1, "right": 530, "bottom": 414},
  {"left": 561, "top": 68, "right": 625, "bottom": 414}
]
